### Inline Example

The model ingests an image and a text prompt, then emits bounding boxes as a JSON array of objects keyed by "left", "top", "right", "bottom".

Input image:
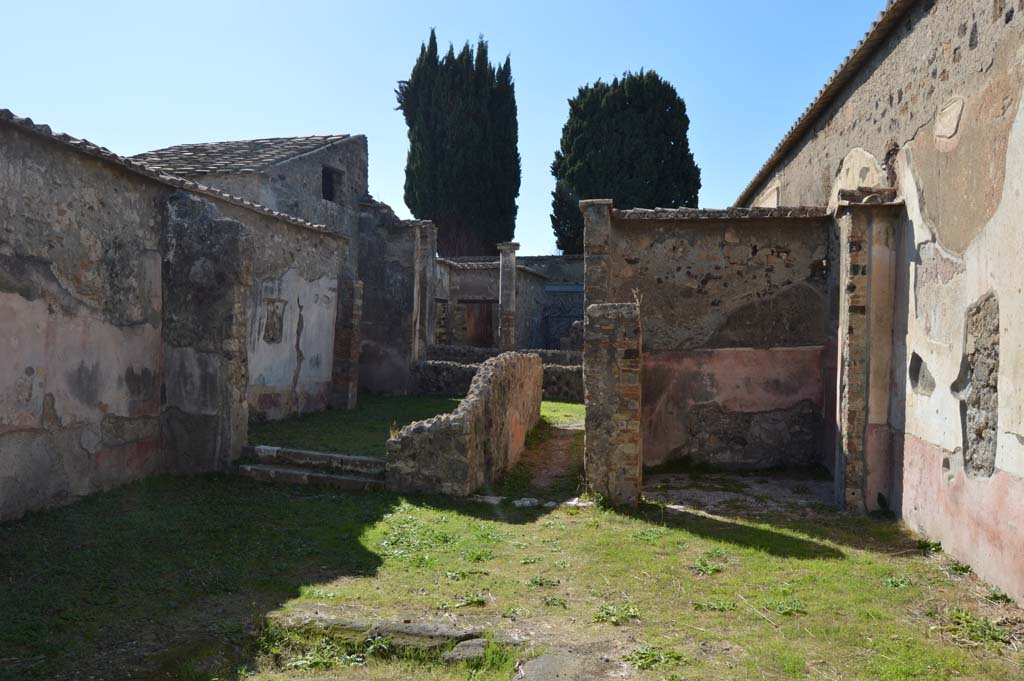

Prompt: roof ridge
[
  {"left": 735, "top": 0, "right": 919, "bottom": 206},
  {"left": 0, "top": 108, "right": 339, "bottom": 236},
  {"left": 131, "top": 133, "right": 353, "bottom": 176}
]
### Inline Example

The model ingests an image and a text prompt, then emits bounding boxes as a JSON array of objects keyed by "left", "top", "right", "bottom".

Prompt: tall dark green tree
[
  {"left": 550, "top": 70, "right": 701, "bottom": 253},
  {"left": 397, "top": 30, "right": 521, "bottom": 256}
]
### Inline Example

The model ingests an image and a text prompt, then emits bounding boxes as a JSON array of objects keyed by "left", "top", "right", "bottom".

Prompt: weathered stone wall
[
  {"left": 357, "top": 201, "right": 426, "bottom": 394},
  {"left": 0, "top": 122, "right": 165, "bottom": 521},
  {"left": 181, "top": 139, "right": 366, "bottom": 407},
  {"left": 418, "top": 346, "right": 583, "bottom": 403},
  {"left": 0, "top": 116, "right": 346, "bottom": 521},
  {"left": 242, "top": 210, "right": 344, "bottom": 421},
  {"left": 412, "top": 360, "right": 479, "bottom": 397},
  {"left": 386, "top": 353, "right": 542, "bottom": 496},
  {"left": 583, "top": 303, "right": 642, "bottom": 506},
  {"left": 738, "top": 0, "right": 1024, "bottom": 600},
  {"left": 584, "top": 202, "right": 833, "bottom": 468},
  {"left": 541, "top": 364, "right": 584, "bottom": 403},
  {"left": 425, "top": 344, "right": 581, "bottom": 366}
]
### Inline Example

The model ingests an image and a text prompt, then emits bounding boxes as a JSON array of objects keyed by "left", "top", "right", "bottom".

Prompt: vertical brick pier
[{"left": 584, "top": 302, "right": 643, "bottom": 506}]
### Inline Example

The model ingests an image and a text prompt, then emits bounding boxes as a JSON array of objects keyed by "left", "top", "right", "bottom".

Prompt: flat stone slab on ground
[{"left": 442, "top": 637, "right": 488, "bottom": 663}]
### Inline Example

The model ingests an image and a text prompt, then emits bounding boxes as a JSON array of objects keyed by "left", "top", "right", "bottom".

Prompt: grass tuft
[
  {"left": 623, "top": 645, "right": 687, "bottom": 671},
  {"left": 593, "top": 603, "right": 641, "bottom": 625}
]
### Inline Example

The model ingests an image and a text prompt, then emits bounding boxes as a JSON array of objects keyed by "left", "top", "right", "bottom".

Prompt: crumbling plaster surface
[
  {"left": 595, "top": 213, "right": 833, "bottom": 469},
  {"left": 609, "top": 218, "right": 830, "bottom": 351},
  {"left": 746, "top": 0, "right": 1024, "bottom": 229},
  {"left": 0, "top": 124, "right": 166, "bottom": 520},
  {"left": 896, "top": 88, "right": 1024, "bottom": 481}
]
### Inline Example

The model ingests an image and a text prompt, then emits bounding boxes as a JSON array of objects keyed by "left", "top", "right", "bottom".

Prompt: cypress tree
[
  {"left": 397, "top": 31, "right": 520, "bottom": 256},
  {"left": 550, "top": 70, "right": 701, "bottom": 254}
]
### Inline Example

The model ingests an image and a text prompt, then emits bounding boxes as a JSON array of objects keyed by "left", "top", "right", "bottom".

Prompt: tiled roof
[
  {"left": 132, "top": 135, "right": 351, "bottom": 176},
  {"left": 437, "top": 258, "right": 548, "bottom": 279},
  {"left": 735, "top": 0, "right": 918, "bottom": 206},
  {"left": 612, "top": 206, "right": 829, "bottom": 220},
  {"left": 0, "top": 108, "right": 336, "bottom": 235}
]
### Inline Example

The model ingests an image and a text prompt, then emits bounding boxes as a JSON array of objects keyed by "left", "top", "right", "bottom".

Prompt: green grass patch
[
  {"left": 2, "top": 475, "right": 1022, "bottom": 680},
  {"left": 248, "top": 394, "right": 461, "bottom": 455},
  {"left": 539, "top": 400, "right": 585, "bottom": 426}
]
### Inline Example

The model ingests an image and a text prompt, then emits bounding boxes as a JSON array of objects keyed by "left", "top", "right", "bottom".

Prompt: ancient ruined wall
[
  {"left": 197, "top": 136, "right": 367, "bottom": 246},
  {"left": 590, "top": 206, "right": 833, "bottom": 468},
  {"left": 0, "top": 123, "right": 165, "bottom": 521},
  {"left": 242, "top": 213, "right": 343, "bottom": 421},
  {"left": 583, "top": 303, "right": 643, "bottom": 505},
  {"left": 741, "top": 0, "right": 1024, "bottom": 600},
  {"left": 516, "top": 269, "right": 547, "bottom": 350},
  {"left": 0, "top": 119, "right": 346, "bottom": 521},
  {"left": 357, "top": 201, "right": 423, "bottom": 394},
  {"left": 386, "top": 353, "right": 543, "bottom": 496}
]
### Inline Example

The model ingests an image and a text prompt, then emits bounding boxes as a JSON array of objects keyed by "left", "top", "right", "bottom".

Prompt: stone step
[
  {"left": 244, "top": 445, "right": 386, "bottom": 479},
  {"left": 237, "top": 464, "right": 385, "bottom": 492}
]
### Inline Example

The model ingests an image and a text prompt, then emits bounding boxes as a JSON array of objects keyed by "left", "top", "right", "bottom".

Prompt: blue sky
[{"left": 2, "top": 1, "right": 885, "bottom": 254}]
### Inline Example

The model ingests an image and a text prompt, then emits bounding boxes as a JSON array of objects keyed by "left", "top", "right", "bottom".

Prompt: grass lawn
[
  {"left": 248, "top": 395, "right": 461, "bottom": 456},
  {"left": 247, "top": 398, "right": 584, "bottom": 458},
  {"left": 2, "top": 465, "right": 1021, "bottom": 680}
]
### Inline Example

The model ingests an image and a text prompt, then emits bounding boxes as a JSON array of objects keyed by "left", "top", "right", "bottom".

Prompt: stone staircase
[{"left": 237, "top": 445, "right": 386, "bottom": 491}]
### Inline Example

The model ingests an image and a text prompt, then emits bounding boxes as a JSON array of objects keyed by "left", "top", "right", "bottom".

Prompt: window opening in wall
[{"left": 322, "top": 166, "right": 344, "bottom": 202}]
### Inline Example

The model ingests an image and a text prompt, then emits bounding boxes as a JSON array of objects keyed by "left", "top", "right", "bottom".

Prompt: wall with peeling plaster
[
  {"left": 0, "top": 121, "right": 345, "bottom": 521},
  {"left": 742, "top": 0, "right": 1024, "bottom": 601},
  {"left": 586, "top": 208, "right": 835, "bottom": 468}
]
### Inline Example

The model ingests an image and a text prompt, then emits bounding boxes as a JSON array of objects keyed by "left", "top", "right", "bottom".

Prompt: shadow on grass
[
  {"left": 618, "top": 501, "right": 846, "bottom": 560},
  {"left": 0, "top": 475, "right": 400, "bottom": 681}
]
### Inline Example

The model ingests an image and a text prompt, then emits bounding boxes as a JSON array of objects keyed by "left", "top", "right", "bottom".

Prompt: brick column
[
  {"left": 497, "top": 241, "right": 519, "bottom": 351},
  {"left": 583, "top": 302, "right": 642, "bottom": 506},
  {"left": 581, "top": 199, "right": 613, "bottom": 309},
  {"left": 331, "top": 279, "right": 363, "bottom": 410},
  {"left": 834, "top": 200, "right": 901, "bottom": 512}
]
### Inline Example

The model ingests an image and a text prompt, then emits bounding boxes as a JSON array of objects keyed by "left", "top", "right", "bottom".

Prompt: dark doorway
[{"left": 464, "top": 301, "right": 496, "bottom": 347}]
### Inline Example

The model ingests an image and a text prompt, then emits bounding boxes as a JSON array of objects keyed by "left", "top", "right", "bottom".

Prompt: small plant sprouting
[
  {"left": 916, "top": 539, "right": 942, "bottom": 554},
  {"left": 528, "top": 575, "right": 559, "bottom": 588},
  {"left": 593, "top": 603, "right": 641, "bottom": 625},
  {"left": 363, "top": 635, "right": 391, "bottom": 659},
  {"left": 693, "top": 600, "right": 737, "bottom": 611},
  {"left": 632, "top": 527, "right": 667, "bottom": 545},
  {"left": 519, "top": 557, "right": 539, "bottom": 565},
  {"left": 502, "top": 605, "right": 526, "bottom": 619},
  {"left": 987, "top": 588, "right": 1014, "bottom": 605},
  {"left": 764, "top": 599, "right": 807, "bottom": 616},
  {"left": 885, "top": 575, "right": 912, "bottom": 589},
  {"left": 542, "top": 595, "right": 567, "bottom": 608},
  {"left": 691, "top": 552, "right": 724, "bottom": 576},
  {"left": 948, "top": 561, "right": 973, "bottom": 576},
  {"left": 623, "top": 645, "right": 686, "bottom": 671},
  {"left": 948, "top": 607, "right": 1010, "bottom": 645}
]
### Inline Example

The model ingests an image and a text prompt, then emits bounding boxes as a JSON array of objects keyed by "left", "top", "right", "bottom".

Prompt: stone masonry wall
[
  {"left": 386, "top": 353, "right": 542, "bottom": 496},
  {"left": 583, "top": 202, "right": 833, "bottom": 469},
  {"left": 737, "top": 0, "right": 1024, "bottom": 599},
  {"left": 0, "top": 116, "right": 345, "bottom": 521},
  {"left": 0, "top": 122, "right": 165, "bottom": 521},
  {"left": 583, "top": 303, "right": 642, "bottom": 506}
]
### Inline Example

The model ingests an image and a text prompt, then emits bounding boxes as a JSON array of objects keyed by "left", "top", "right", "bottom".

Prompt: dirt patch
[{"left": 519, "top": 426, "right": 583, "bottom": 493}]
